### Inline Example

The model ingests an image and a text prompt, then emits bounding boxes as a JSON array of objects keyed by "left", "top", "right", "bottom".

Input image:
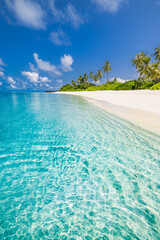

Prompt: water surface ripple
[{"left": 0, "top": 93, "right": 160, "bottom": 240}]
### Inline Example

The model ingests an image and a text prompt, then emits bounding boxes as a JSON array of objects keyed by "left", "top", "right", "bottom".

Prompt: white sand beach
[{"left": 57, "top": 90, "right": 160, "bottom": 134}]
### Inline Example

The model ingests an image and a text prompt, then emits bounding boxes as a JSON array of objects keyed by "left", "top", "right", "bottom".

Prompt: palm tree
[
  {"left": 83, "top": 73, "right": 88, "bottom": 85},
  {"left": 131, "top": 52, "right": 147, "bottom": 69},
  {"left": 113, "top": 77, "right": 117, "bottom": 83},
  {"left": 153, "top": 45, "right": 160, "bottom": 63},
  {"left": 93, "top": 74, "right": 99, "bottom": 84},
  {"left": 89, "top": 71, "right": 94, "bottom": 81},
  {"left": 77, "top": 75, "right": 84, "bottom": 85},
  {"left": 146, "top": 63, "right": 160, "bottom": 82},
  {"left": 132, "top": 52, "right": 151, "bottom": 80},
  {"left": 97, "top": 70, "right": 103, "bottom": 84},
  {"left": 140, "top": 56, "right": 151, "bottom": 78},
  {"left": 72, "top": 80, "right": 77, "bottom": 87},
  {"left": 102, "top": 61, "right": 112, "bottom": 82}
]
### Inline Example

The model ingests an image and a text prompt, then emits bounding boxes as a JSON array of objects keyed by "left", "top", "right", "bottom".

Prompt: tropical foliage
[
  {"left": 60, "top": 60, "right": 111, "bottom": 91},
  {"left": 102, "top": 61, "right": 112, "bottom": 82},
  {"left": 59, "top": 79, "right": 155, "bottom": 92},
  {"left": 59, "top": 45, "right": 160, "bottom": 92},
  {"left": 132, "top": 45, "right": 160, "bottom": 82}
]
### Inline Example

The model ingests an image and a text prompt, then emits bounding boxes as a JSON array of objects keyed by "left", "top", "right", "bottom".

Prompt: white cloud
[
  {"left": 8, "top": 76, "right": 16, "bottom": 84},
  {"left": 3, "top": 1, "right": 83, "bottom": 32},
  {"left": 0, "top": 82, "right": 2, "bottom": 86},
  {"left": 39, "top": 76, "right": 51, "bottom": 82},
  {"left": 21, "top": 71, "right": 52, "bottom": 85},
  {"left": 0, "top": 58, "right": 6, "bottom": 66},
  {"left": 29, "top": 62, "right": 38, "bottom": 72},
  {"left": 116, "top": 77, "right": 128, "bottom": 83},
  {"left": 111, "top": 77, "right": 128, "bottom": 83},
  {"left": 44, "top": 83, "right": 51, "bottom": 88},
  {"left": 65, "top": 3, "right": 83, "bottom": 29},
  {"left": 21, "top": 71, "right": 39, "bottom": 83},
  {"left": 49, "top": 0, "right": 64, "bottom": 22},
  {"left": 5, "top": 0, "right": 46, "bottom": 29},
  {"left": 61, "top": 54, "right": 73, "bottom": 72},
  {"left": 56, "top": 79, "right": 63, "bottom": 84},
  {"left": 91, "top": 0, "right": 126, "bottom": 12},
  {"left": 10, "top": 84, "right": 17, "bottom": 89},
  {"left": 49, "top": 1, "right": 83, "bottom": 29},
  {"left": 0, "top": 71, "right": 5, "bottom": 77},
  {"left": 49, "top": 29, "right": 71, "bottom": 46},
  {"left": 33, "top": 53, "right": 62, "bottom": 75},
  {"left": 0, "top": 58, "right": 6, "bottom": 71},
  {"left": 56, "top": 79, "right": 63, "bottom": 88}
]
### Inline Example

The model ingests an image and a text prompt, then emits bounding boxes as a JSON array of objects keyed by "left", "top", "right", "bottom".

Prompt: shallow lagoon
[{"left": 0, "top": 93, "right": 160, "bottom": 239}]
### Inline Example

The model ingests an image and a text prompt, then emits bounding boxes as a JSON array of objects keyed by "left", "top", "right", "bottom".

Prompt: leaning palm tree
[
  {"left": 102, "top": 61, "right": 112, "bottom": 82},
  {"left": 153, "top": 45, "right": 160, "bottom": 63},
  {"left": 132, "top": 52, "right": 151, "bottom": 80},
  {"left": 139, "top": 56, "right": 151, "bottom": 79},
  {"left": 97, "top": 70, "right": 103, "bottom": 84},
  {"left": 146, "top": 63, "right": 160, "bottom": 82},
  {"left": 131, "top": 51, "right": 147, "bottom": 69}
]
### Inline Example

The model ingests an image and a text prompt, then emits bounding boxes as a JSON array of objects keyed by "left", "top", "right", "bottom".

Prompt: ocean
[{"left": 0, "top": 93, "right": 160, "bottom": 239}]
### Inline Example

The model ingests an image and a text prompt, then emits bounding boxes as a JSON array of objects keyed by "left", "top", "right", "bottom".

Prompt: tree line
[
  {"left": 71, "top": 60, "right": 112, "bottom": 89},
  {"left": 59, "top": 45, "right": 160, "bottom": 91}
]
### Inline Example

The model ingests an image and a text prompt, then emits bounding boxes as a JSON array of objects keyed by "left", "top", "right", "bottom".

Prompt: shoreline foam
[{"left": 56, "top": 90, "right": 160, "bottom": 134}]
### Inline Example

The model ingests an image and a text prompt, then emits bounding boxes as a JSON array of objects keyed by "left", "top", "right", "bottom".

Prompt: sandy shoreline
[{"left": 56, "top": 90, "right": 160, "bottom": 134}]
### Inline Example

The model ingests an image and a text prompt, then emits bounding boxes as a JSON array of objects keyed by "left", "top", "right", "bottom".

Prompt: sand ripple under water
[{"left": 0, "top": 93, "right": 160, "bottom": 239}]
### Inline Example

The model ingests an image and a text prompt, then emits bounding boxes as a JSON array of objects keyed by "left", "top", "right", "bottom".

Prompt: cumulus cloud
[
  {"left": 91, "top": 0, "right": 126, "bottom": 12},
  {"left": 0, "top": 82, "right": 2, "bottom": 86},
  {"left": 5, "top": 0, "right": 46, "bottom": 29},
  {"left": 61, "top": 54, "right": 73, "bottom": 72},
  {"left": 33, "top": 53, "right": 62, "bottom": 75},
  {"left": 49, "top": 29, "right": 71, "bottom": 46},
  {"left": 8, "top": 76, "right": 16, "bottom": 84},
  {"left": 21, "top": 71, "right": 39, "bottom": 83},
  {"left": 21, "top": 71, "right": 51, "bottom": 85}
]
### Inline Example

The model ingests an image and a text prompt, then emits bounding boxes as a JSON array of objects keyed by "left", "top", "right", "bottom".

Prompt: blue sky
[{"left": 0, "top": 0, "right": 160, "bottom": 91}]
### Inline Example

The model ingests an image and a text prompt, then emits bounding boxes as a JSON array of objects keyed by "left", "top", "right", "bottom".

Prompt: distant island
[{"left": 56, "top": 45, "right": 160, "bottom": 92}]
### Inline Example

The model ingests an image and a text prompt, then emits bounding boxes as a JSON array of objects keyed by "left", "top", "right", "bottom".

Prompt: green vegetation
[
  {"left": 131, "top": 45, "right": 160, "bottom": 82},
  {"left": 150, "top": 82, "right": 160, "bottom": 90},
  {"left": 60, "top": 79, "right": 155, "bottom": 92},
  {"left": 59, "top": 45, "right": 160, "bottom": 92}
]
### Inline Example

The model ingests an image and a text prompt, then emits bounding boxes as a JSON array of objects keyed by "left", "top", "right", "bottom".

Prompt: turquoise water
[{"left": 0, "top": 93, "right": 160, "bottom": 240}]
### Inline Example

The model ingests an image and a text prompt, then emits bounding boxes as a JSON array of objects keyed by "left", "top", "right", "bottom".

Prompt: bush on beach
[{"left": 59, "top": 79, "right": 157, "bottom": 91}]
